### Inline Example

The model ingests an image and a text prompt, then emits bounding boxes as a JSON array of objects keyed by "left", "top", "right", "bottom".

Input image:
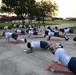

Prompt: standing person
[
  {"left": 24, "top": 41, "right": 50, "bottom": 53},
  {"left": 48, "top": 43, "right": 76, "bottom": 75}
]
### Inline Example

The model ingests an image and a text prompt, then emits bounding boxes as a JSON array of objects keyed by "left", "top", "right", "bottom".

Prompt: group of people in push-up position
[
  {"left": 0, "top": 25, "right": 76, "bottom": 43},
  {"left": 23, "top": 40, "right": 76, "bottom": 75},
  {"left": 0, "top": 24, "right": 76, "bottom": 75}
]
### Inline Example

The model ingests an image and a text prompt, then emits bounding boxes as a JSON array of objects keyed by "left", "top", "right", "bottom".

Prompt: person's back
[
  {"left": 17, "top": 29, "right": 21, "bottom": 33},
  {"left": 49, "top": 43, "right": 76, "bottom": 74},
  {"left": 28, "top": 30, "right": 33, "bottom": 35},
  {"left": 31, "top": 41, "right": 40, "bottom": 48},
  {"left": 5, "top": 32, "right": 12, "bottom": 38},
  {"left": 55, "top": 48, "right": 71, "bottom": 66},
  {"left": 64, "top": 28, "right": 70, "bottom": 33},
  {"left": 4, "top": 26, "right": 11, "bottom": 30},
  {"left": 48, "top": 31, "right": 54, "bottom": 36},
  {"left": 19, "top": 25, "right": 22, "bottom": 28}
]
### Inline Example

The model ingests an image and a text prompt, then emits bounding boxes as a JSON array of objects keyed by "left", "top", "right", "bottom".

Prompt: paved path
[
  {"left": 49, "top": 23, "right": 76, "bottom": 28},
  {"left": 0, "top": 24, "right": 76, "bottom": 75}
]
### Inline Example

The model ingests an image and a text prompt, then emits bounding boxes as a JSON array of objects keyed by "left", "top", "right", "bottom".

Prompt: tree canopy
[
  {"left": 36, "top": 0, "right": 58, "bottom": 23},
  {"left": 1, "top": 0, "right": 58, "bottom": 24}
]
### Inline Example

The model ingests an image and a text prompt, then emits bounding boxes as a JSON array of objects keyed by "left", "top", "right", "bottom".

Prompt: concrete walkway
[{"left": 0, "top": 24, "right": 76, "bottom": 75}]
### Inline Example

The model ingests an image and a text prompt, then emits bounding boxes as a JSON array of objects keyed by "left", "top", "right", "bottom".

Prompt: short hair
[
  {"left": 49, "top": 43, "right": 58, "bottom": 51},
  {"left": 24, "top": 39, "right": 27, "bottom": 43},
  {"left": 15, "top": 31, "right": 17, "bottom": 33},
  {"left": 27, "top": 42, "right": 31, "bottom": 48},
  {"left": 55, "top": 27, "right": 58, "bottom": 30},
  {"left": 26, "top": 30, "right": 28, "bottom": 33},
  {"left": 73, "top": 37, "right": 76, "bottom": 41}
]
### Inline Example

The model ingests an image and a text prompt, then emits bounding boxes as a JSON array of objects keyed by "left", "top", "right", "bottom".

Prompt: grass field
[
  {"left": 0, "top": 20, "right": 76, "bottom": 29},
  {"left": 71, "top": 26, "right": 76, "bottom": 30}
]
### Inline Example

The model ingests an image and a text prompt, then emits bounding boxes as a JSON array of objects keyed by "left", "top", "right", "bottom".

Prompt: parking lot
[{"left": 0, "top": 23, "right": 76, "bottom": 75}]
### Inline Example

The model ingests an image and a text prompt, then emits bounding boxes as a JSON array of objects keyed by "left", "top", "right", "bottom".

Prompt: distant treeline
[
  {"left": 65, "top": 18, "right": 76, "bottom": 21},
  {"left": 0, "top": 15, "right": 76, "bottom": 22}
]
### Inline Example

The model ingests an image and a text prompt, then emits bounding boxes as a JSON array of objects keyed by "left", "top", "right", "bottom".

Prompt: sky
[
  {"left": 0, "top": 0, "right": 76, "bottom": 18},
  {"left": 0, "top": 0, "right": 1, "bottom": 5},
  {"left": 37, "top": 0, "right": 76, "bottom": 18}
]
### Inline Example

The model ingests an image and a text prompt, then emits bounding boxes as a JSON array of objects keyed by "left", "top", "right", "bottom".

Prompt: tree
[
  {"left": 1, "top": 0, "right": 58, "bottom": 24},
  {"left": 13, "top": 0, "right": 36, "bottom": 24},
  {"left": 0, "top": 3, "right": 13, "bottom": 22},
  {"left": 36, "top": 0, "right": 58, "bottom": 23},
  {"left": 1, "top": 0, "right": 36, "bottom": 24},
  {"left": 26, "top": 0, "right": 37, "bottom": 23},
  {"left": 1, "top": 0, "right": 17, "bottom": 14},
  {"left": 27, "top": 2, "right": 41, "bottom": 23}
]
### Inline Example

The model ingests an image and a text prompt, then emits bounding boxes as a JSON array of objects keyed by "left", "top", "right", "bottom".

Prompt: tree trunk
[
  {"left": 37, "top": 17, "right": 40, "bottom": 24},
  {"left": 42, "top": 16, "right": 45, "bottom": 24},
  {"left": 21, "top": 16, "right": 25, "bottom": 25}
]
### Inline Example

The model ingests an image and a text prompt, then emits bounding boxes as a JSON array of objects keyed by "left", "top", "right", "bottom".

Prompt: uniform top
[
  {"left": 13, "top": 24, "right": 17, "bottom": 27},
  {"left": 5, "top": 32, "right": 12, "bottom": 38},
  {"left": 46, "top": 29, "right": 51, "bottom": 32},
  {"left": 19, "top": 25, "right": 22, "bottom": 28},
  {"left": 48, "top": 31, "right": 54, "bottom": 36},
  {"left": 54, "top": 48, "right": 71, "bottom": 66},
  {"left": 29, "top": 27, "right": 34, "bottom": 30},
  {"left": 4, "top": 26, "right": 9, "bottom": 29},
  {"left": 16, "top": 29, "right": 21, "bottom": 33},
  {"left": 31, "top": 41, "right": 40, "bottom": 48},
  {"left": 28, "top": 30, "right": 33, "bottom": 35},
  {"left": 64, "top": 28, "right": 70, "bottom": 33}
]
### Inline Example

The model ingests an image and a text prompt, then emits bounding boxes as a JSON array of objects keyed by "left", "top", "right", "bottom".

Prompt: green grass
[
  {"left": 31, "top": 20, "right": 76, "bottom": 25},
  {"left": 0, "top": 20, "right": 76, "bottom": 28},
  {"left": 0, "top": 21, "right": 58, "bottom": 28},
  {"left": 71, "top": 26, "right": 76, "bottom": 30}
]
